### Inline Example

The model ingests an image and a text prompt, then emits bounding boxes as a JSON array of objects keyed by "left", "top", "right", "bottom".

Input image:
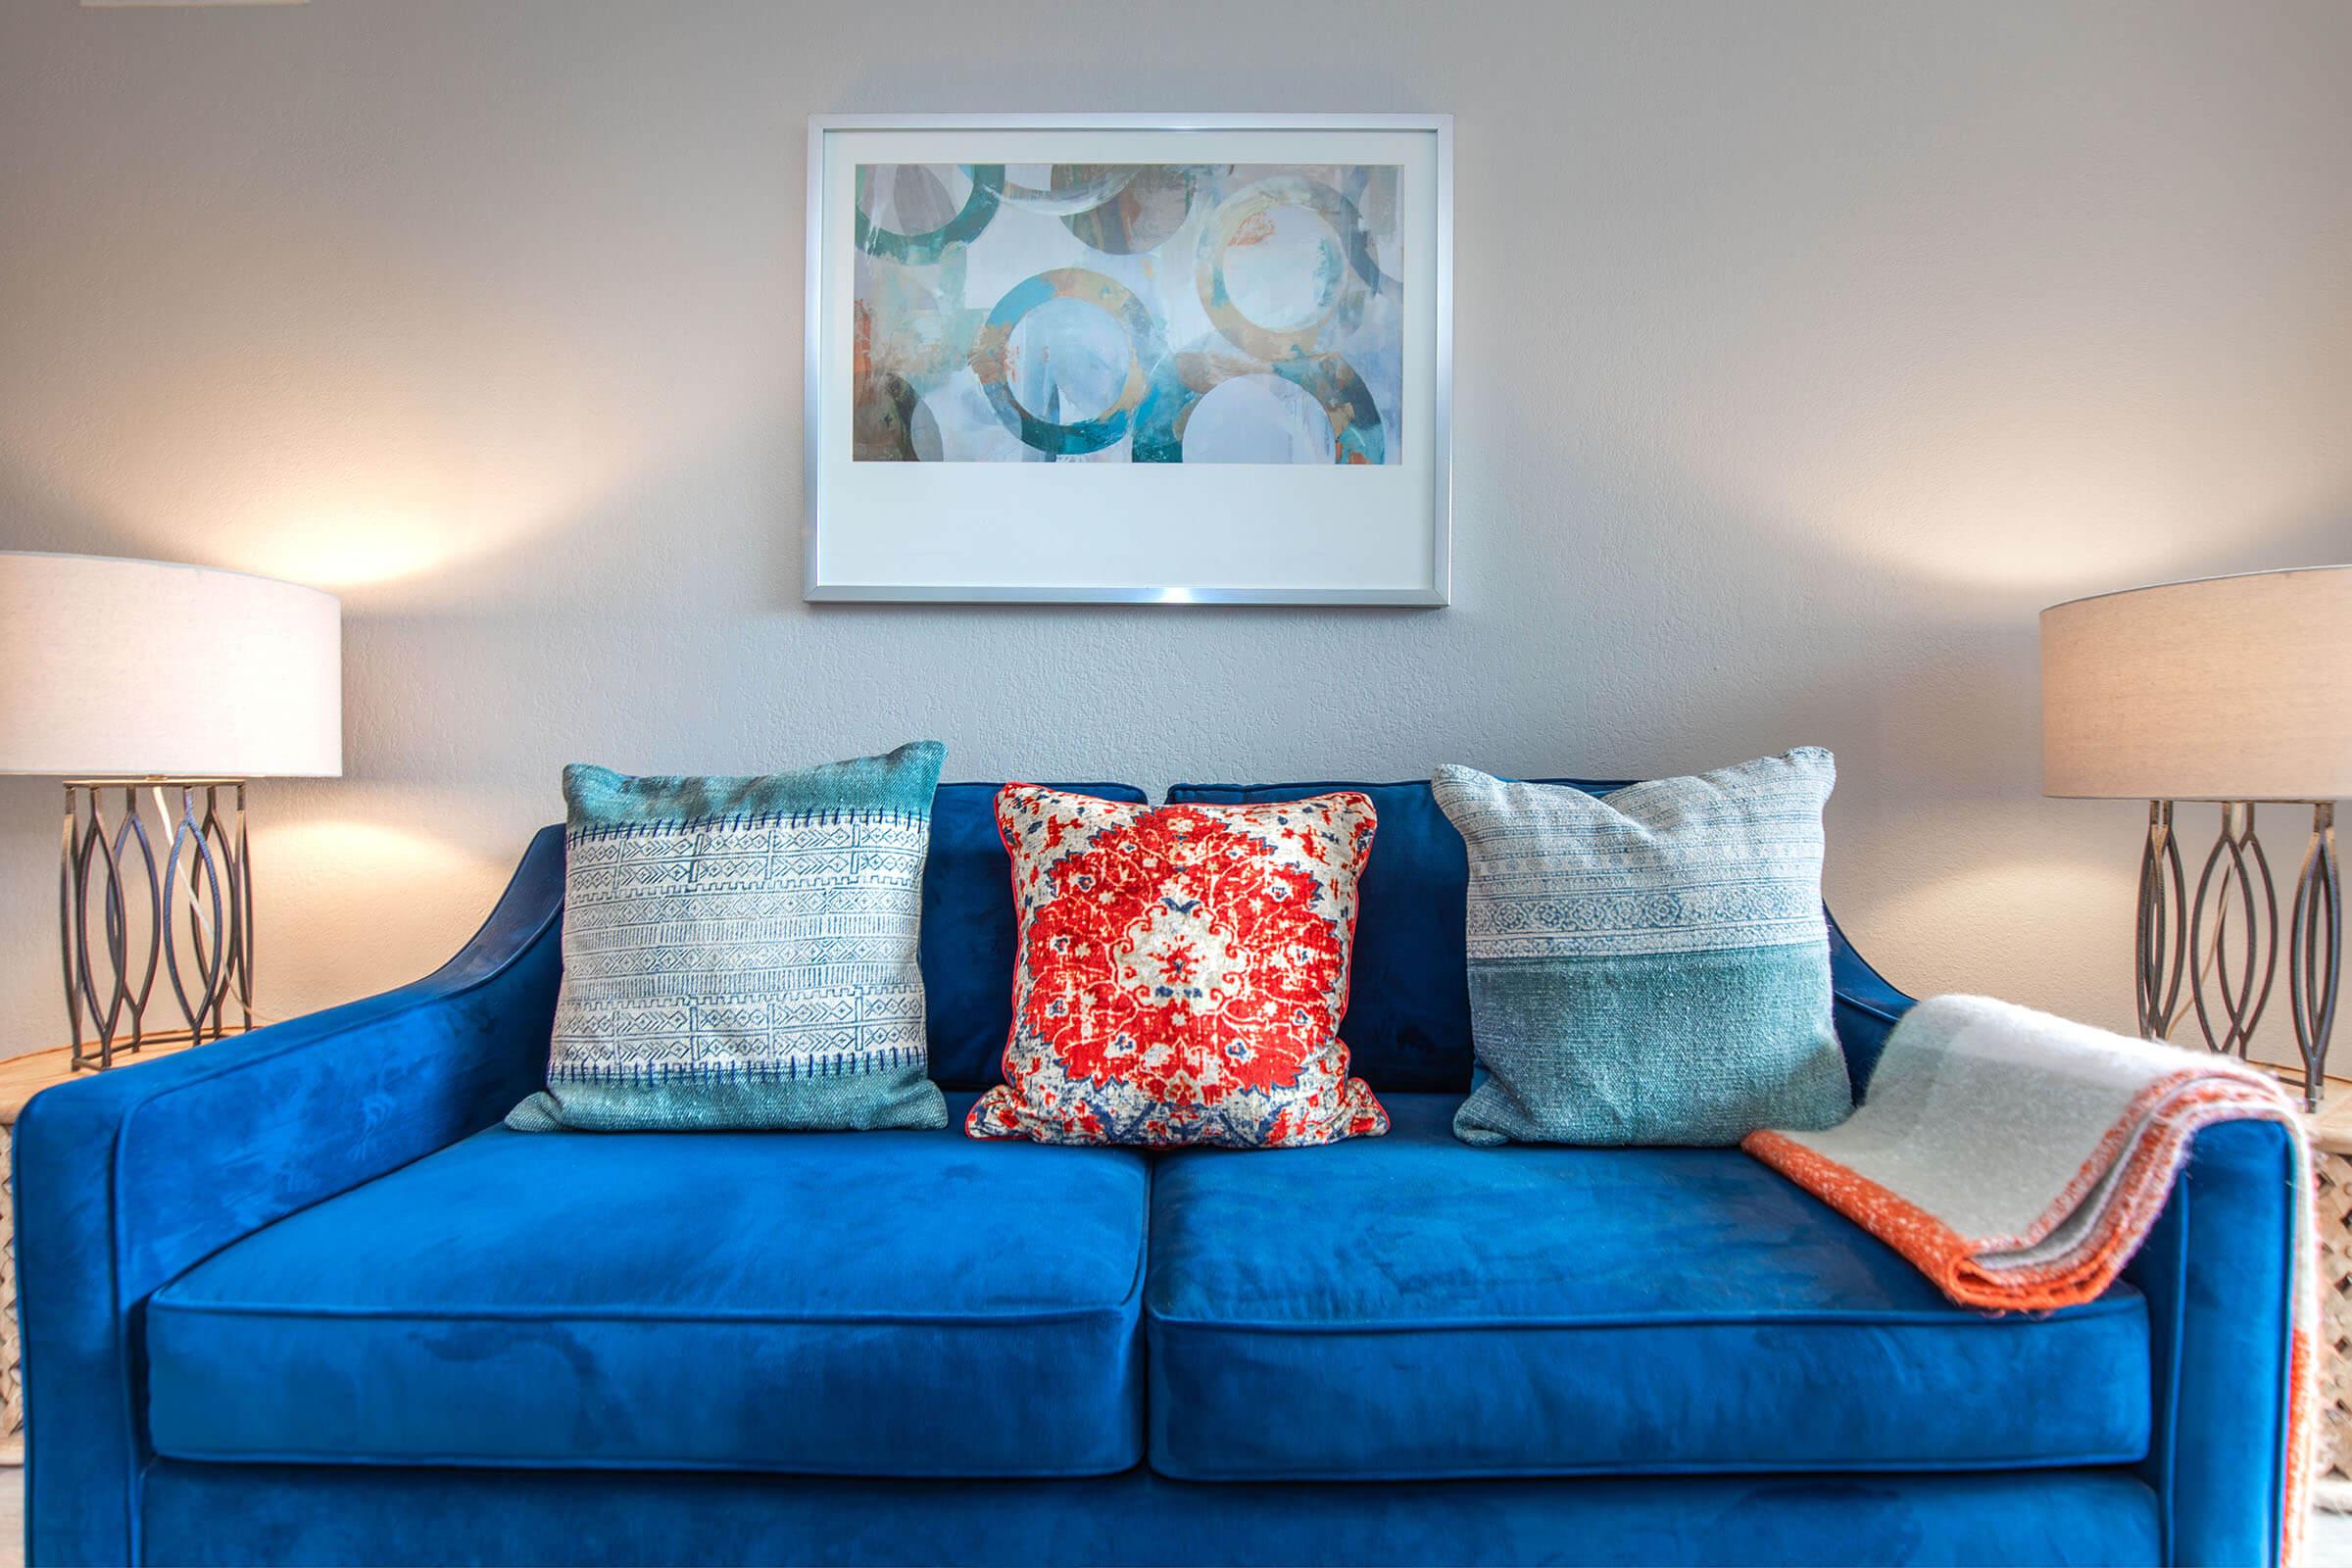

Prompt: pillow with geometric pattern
[
  {"left": 507, "top": 741, "right": 951, "bottom": 1132},
  {"left": 1434, "top": 751, "right": 1852, "bottom": 1148}
]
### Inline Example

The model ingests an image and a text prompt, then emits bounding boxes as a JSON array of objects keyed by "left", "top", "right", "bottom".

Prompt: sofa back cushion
[
  {"left": 1165, "top": 778, "right": 1623, "bottom": 1092},
  {"left": 923, "top": 781, "right": 1149, "bottom": 1089}
]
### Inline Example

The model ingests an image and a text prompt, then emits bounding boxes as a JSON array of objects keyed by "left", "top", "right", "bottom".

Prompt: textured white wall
[{"left": 1, "top": 1, "right": 2347, "bottom": 1061}]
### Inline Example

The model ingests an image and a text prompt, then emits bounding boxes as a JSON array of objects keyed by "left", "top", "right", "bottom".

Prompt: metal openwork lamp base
[
  {"left": 60, "top": 779, "right": 257, "bottom": 1072},
  {"left": 2136, "top": 799, "right": 2342, "bottom": 1109}
]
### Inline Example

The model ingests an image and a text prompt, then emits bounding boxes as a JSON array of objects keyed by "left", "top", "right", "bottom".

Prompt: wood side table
[
  {"left": 2309, "top": 1090, "right": 2352, "bottom": 1510},
  {"left": 0, "top": 1037, "right": 197, "bottom": 1467}
]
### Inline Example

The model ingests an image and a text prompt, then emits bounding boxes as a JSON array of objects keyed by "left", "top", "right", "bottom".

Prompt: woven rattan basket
[{"left": 2314, "top": 1131, "right": 2352, "bottom": 1511}]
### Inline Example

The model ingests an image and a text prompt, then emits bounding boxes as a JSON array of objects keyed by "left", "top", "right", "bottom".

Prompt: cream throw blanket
[{"left": 1744, "top": 994, "right": 2316, "bottom": 1559}]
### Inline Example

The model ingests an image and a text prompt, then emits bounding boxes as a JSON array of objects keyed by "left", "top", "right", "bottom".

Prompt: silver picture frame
[{"left": 804, "top": 113, "right": 1453, "bottom": 606}]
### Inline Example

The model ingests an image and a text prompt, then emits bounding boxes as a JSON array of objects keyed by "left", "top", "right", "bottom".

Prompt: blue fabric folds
[
  {"left": 1147, "top": 1095, "right": 2149, "bottom": 1481},
  {"left": 135, "top": 1461, "right": 2163, "bottom": 1567},
  {"left": 144, "top": 1095, "right": 1146, "bottom": 1475}
]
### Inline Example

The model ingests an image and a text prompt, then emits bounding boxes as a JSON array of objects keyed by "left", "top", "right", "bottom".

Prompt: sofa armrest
[
  {"left": 1825, "top": 919, "right": 2301, "bottom": 1567},
  {"left": 1825, "top": 909, "right": 1915, "bottom": 1095},
  {"left": 2124, "top": 1116, "right": 2301, "bottom": 1568},
  {"left": 14, "top": 825, "right": 564, "bottom": 1567}
]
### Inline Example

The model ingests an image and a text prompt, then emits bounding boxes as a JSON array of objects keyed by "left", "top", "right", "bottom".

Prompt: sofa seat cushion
[
  {"left": 145, "top": 1094, "right": 1147, "bottom": 1475},
  {"left": 1146, "top": 1095, "right": 2150, "bottom": 1481}
]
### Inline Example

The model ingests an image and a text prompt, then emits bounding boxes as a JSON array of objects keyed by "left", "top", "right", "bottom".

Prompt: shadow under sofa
[{"left": 13, "top": 780, "right": 2301, "bottom": 1567}]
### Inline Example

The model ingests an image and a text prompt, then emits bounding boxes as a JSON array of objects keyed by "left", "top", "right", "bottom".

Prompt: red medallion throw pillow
[{"left": 967, "top": 785, "right": 1390, "bottom": 1149}]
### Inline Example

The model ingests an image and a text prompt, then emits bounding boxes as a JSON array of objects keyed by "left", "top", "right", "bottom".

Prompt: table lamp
[
  {"left": 2042, "top": 564, "right": 2347, "bottom": 1107},
  {"left": 0, "top": 552, "right": 342, "bottom": 1070}
]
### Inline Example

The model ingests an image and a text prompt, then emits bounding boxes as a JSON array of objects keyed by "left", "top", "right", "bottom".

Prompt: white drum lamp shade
[
  {"left": 3, "top": 553, "right": 342, "bottom": 1069},
  {"left": 2041, "top": 565, "right": 2352, "bottom": 803},
  {"left": 0, "top": 552, "right": 341, "bottom": 778},
  {"left": 2040, "top": 564, "right": 2346, "bottom": 1108}
]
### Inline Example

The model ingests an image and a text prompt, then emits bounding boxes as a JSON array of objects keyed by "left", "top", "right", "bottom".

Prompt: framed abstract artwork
[{"left": 804, "top": 114, "right": 1452, "bottom": 604}]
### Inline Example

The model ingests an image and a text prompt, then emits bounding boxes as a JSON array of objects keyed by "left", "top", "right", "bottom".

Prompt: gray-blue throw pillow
[
  {"left": 1433, "top": 751, "right": 1852, "bottom": 1147},
  {"left": 508, "top": 741, "right": 952, "bottom": 1132}
]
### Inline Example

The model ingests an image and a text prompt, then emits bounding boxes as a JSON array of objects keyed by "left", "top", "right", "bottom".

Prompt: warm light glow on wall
[
  {"left": 264, "top": 815, "right": 494, "bottom": 896},
  {"left": 0, "top": 237, "right": 747, "bottom": 607},
  {"left": 1759, "top": 441, "right": 2332, "bottom": 597},
  {"left": 256, "top": 813, "right": 514, "bottom": 1009},
  {"left": 130, "top": 444, "right": 615, "bottom": 602},
  {"left": 1864, "top": 851, "right": 2119, "bottom": 930},
  {"left": 238, "top": 509, "right": 479, "bottom": 593},
  {"left": 1849, "top": 842, "right": 2132, "bottom": 1026},
  {"left": 7, "top": 421, "right": 644, "bottom": 606},
  {"left": 1691, "top": 298, "right": 2342, "bottom": 597}
]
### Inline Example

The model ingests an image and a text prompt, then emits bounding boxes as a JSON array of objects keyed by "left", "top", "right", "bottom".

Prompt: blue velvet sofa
[{"left": 16, "top": 778, "right": 2300, "bottom": 1567}]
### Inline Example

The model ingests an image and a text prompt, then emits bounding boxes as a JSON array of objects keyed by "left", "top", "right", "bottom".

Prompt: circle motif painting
[
  {"left": 968, "top": 269, "right": 1165, "bottom": 457},
  {"left": 851, "top": 161, "right": 1401, "bottom": 465},
  {"left": 853, "top": 164, "right": 1004, "bottom": 267}
]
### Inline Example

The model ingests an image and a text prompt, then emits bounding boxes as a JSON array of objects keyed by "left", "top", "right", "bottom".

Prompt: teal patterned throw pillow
[
  {"left": 508, "top": 741, "right": 952, "bottom": 1132},
  {"left": 1433, "top": 751, "right": 1851, "bottom": 1148}
]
